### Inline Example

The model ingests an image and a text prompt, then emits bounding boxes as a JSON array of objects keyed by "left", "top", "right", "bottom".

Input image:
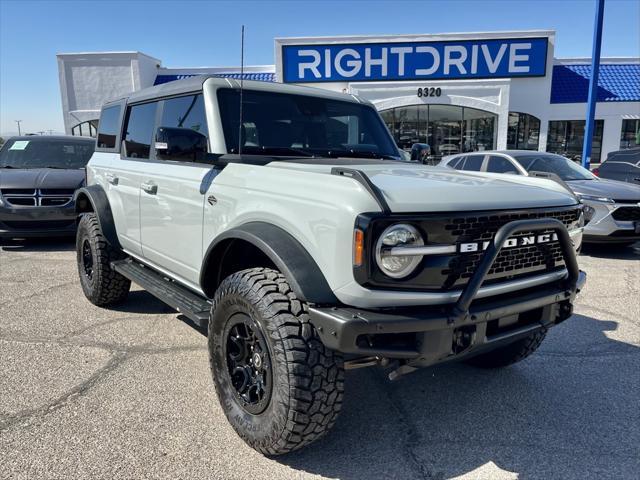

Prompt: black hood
[
  {"left": 568, "top": 178, "right": 640, "bottom": 202},
  {"left": 0, "top": 168, "right": 85, "bottom": 190}
]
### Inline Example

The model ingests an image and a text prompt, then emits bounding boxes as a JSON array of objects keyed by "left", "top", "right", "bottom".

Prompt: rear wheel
[
  {"left": 209, "top": 267, "right": 344, "bottom": 455},
  {"left": 76, "top": 213, "right": 130, "bottom": 306},
  {"left": 465, "top": 329, "right": 547, "bottom": 368}
]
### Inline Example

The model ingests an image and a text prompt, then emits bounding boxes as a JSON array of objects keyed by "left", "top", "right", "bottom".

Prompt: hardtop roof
[{"left": 105, "top": 75, "right": 367, "bottom": 106}]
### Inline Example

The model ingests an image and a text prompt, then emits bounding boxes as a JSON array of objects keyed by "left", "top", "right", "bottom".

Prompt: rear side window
[
  {"left": 463, "top": 155, "right": 484, "bottom": 171},
  {"left": 486, "top": 155, "right": 519, "bottom": 174},
  {"left": 123, "top": 102, "right": 158, "bottom": 159},
  {"left": 97, "top": 105, "right": 122, "bottom": 149},
  {"left": 450, "top": 156, "right": 466, "bottom": 169}
]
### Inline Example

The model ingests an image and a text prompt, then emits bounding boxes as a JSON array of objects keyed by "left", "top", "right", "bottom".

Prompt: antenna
[{"left": 238, "top": 25, "right": 245, "bottom": 155}]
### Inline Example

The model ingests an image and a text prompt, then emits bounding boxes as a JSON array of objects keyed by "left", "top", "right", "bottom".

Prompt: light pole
[
  {"left": 582, "top": 0, "right": 605, "bottom": 169},
  {"left": 15, "top": 120, "right": 22, "bottom": 136}
]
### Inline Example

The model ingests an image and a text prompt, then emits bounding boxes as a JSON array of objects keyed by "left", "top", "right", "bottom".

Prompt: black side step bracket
[{"left": 112, "top": 259, "right": 210, "bottom": 329}]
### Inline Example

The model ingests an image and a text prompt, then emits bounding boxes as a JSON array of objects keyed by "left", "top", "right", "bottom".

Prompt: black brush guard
[{"left": 308, "top": 218, "right": 586, "bottom": 360}]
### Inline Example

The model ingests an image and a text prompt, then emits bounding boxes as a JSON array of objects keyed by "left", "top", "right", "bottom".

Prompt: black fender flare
[
  {"left": 200, "top": 222, "right": 338, "bottom": 305},
  {"left": 74, "top": 185, "right": 121, "bottom": 249}
]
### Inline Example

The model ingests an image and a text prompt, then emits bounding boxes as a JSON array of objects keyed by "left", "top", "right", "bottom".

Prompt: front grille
[
  {"left": 445, "top": 237, "right": 563, "bottom": 282},
  {"left": 39, "top": 188, "right": 75, "bottom": 196},
  {"left": 1, "top": 188, "right": 36, "bottom": 195},
  {"left": 2, "top": 220, "right": 76, "bottom": 231},
  {"left": 441, "top": 209, "right": 579, "bottom": 288},
  {"left": 6, "top": 197, "right": 36, "bottom": 206},
  {"left": 356, "top": 206, "right": 582, "bottom": 293},
  {"left": 612, "top": 206, "right": 640, "bottom": 221},
  {"left": 1, "top": 188, "right": 73, "bottom": 208}
]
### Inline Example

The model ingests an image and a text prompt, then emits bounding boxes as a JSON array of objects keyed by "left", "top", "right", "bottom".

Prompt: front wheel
[
  {"left": 208, "top": 268, "right": 344, "bottom": 455},
  {"left": 76, "top": 213, "right": 130, "bottom": 306}
]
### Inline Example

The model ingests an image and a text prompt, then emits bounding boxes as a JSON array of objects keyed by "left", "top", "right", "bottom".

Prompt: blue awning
[
  {"left": 550, "top": 64, "right": 640, "bottom": 103},
  {"left": 154, "top": 72, "right": 275, "bottom": 86}
]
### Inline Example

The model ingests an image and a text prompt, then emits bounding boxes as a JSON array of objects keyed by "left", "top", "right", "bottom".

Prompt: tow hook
[{"left": 452, "top": 326, "right": 476, "bottom": 354}]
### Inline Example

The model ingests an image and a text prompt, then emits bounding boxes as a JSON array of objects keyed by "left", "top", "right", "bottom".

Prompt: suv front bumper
[
  {"left": 583, "top": 201, "right": 640, "bottom": 243},
  {"left": 309, "top": 217, "right": 585, "bottom": 367},
  {"left": 309, "top": 270, "right": 585, "bottom": 365},
  {"left": 0, "top": 203, "right": 77, "bottom": 238}
]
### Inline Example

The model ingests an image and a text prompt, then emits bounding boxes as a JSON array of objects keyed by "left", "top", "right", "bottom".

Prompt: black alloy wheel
[
  {"left": 224, "top": 313, "right": 272, "bottom": 415},
  {"left": 81, "top": 238, "right": 94, "bottom": 280}
]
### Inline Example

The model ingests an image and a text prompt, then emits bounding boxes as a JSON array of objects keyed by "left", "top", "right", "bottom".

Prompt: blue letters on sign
[{"left": 282, "top": 38, "right": 548, "bottom": 82}]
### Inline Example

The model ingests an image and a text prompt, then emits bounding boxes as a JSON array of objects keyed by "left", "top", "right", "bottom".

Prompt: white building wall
[{"left": 57, "top": 52, "right": 161, "bottom": 134}]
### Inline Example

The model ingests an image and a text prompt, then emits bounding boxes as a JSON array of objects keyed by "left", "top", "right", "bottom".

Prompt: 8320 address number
[{"left": 417, "top": 87, "right": 442, "bottom": 97}]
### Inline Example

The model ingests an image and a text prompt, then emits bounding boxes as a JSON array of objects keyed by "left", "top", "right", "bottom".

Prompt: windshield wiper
[
  {"left": 235, "top": 146, "right": 314, "bottom": 157},
  {"left": 323, "top": 149, "right": 400, "bottom": 160},
  {"left": 0, "top": 165, "right": 16, "bottom": 168}
]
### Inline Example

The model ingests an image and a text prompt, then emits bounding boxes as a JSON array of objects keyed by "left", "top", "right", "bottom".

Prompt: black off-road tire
[
  {"left": 465, "top": 329, "right": 547, "bottom": 368},
  {"left": 208, "top": 267, "right": 344, "bottom": 455},
  {"left": 76, "top": 213, "right": 130, "bottom": 306}
]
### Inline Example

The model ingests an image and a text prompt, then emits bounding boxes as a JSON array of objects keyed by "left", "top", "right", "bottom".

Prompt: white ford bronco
[{"left": 75, "top": 76, "right": 586, "bottom": 455}]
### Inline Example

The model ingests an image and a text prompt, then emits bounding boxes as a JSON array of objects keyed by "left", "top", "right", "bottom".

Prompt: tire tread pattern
[
  {"left": 210, "top": 267, "right": 344, "bottom": 455},
  {"left": 77, "top": 213, "right": 130, "bottom": 306}
]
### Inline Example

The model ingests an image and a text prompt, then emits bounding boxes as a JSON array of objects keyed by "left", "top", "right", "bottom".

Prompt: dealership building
[{"left": 57, "top": 30, "right": 639, "bottom": 162}]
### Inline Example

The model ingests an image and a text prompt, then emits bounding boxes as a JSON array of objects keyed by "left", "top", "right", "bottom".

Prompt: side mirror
[
  {"left": 155, "top": 127, "right": 208, "bottom": 162},
  {"left": 410, "top": 143, "right": 431, "bottom": 163}
]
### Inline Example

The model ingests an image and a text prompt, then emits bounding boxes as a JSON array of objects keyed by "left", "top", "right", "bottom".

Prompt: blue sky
[{"left": 1, "top": 0, "right": 639, "bottom": 136}]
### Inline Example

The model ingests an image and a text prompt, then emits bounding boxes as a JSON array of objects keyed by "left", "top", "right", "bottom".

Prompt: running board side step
[{"left": 111, "top": 259, "right": 210, "bottom": 329}]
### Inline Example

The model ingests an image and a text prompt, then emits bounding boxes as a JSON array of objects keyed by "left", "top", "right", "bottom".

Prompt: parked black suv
[{"left": 0, "top": 135, "right": 94, "bottom": 238}]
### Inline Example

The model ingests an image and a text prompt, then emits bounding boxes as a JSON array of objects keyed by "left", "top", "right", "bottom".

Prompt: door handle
[
  {"left": 106, "top": 173, "right": 119, "bottom": 185},
  {"left": 141, "top": 182, "right": 158, "bottom": 194}
]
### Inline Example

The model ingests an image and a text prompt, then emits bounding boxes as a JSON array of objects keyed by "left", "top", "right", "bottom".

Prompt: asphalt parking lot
[{"left": 0, "top": 239, "right": 638, "bottom": 480}]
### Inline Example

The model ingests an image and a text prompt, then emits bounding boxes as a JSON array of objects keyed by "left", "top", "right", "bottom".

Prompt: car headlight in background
[
  {"left": 582, "top": 204, "right": 596, "bottom": 223},
  {"left": 375, "top": 224, "right": 424, "bottom": 278}
]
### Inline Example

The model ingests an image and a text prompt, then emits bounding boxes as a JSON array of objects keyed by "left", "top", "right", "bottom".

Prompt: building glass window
[
  {"left": 546, "top": 120, "right": 604, "bottom": 162},
  {"left": 507, "top": 112, "right": 540, "bottom": 150},
  {"left": 379, "top": 105, "right": 496, "bottom": 160},
  {"left": 123, "top": 102, "right": 158, "bottom": 159},
  {"left": 72, "top": 120, "right": 99, "bottom": 138},
  {"left": 463, "top": 107, "right": 496, "bottom": 153},
  {"left": 620, "top": 119, "right": 640, "bottom": 149}
]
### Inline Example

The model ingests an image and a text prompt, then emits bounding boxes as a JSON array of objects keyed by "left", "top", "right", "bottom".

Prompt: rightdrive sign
[{"left": 282, "top": 37, "right": 548, "bottom": 83}]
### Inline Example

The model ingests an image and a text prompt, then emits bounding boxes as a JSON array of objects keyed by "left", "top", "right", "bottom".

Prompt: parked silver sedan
[{"left": 440, "top": 150, "right": 640, "bottom": 245}]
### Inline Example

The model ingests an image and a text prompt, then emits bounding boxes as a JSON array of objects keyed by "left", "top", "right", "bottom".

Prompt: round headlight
[{"left": 375, "top": 224, "right": 424, "bottom": 278}]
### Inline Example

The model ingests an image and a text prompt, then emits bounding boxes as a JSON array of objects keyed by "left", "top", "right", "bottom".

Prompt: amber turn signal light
[{"left": 353, "top": 229, "right": 364, "bottom": 266}]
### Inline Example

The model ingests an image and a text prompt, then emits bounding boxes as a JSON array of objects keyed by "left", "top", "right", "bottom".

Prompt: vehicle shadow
[
  {"left": 108, "top": 289, "right": 177, "bottom": 315},
  {"left": 277, "top": 313, "right": 639, "bottom": 479},
  {"left": 0, "top": 237, "right": 76, "bottom": 252},
  {"left": 581, "top": 241, "right": 640, "bottom": 260}
]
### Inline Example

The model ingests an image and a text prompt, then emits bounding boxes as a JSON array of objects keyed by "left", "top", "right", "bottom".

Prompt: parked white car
[{"left": 440, "top": 150, "right": 640, "bottom": 245}]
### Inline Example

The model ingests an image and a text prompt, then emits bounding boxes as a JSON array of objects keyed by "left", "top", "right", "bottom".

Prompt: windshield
[
  {"left": 512, "top": 153, "right": 595, "bottom": 181},
  {"left": 217, "top": 88, "right": 401, "bottom": 160},
  {"left": 0, "top": 138, "right": 95, "bottom": 169}
]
